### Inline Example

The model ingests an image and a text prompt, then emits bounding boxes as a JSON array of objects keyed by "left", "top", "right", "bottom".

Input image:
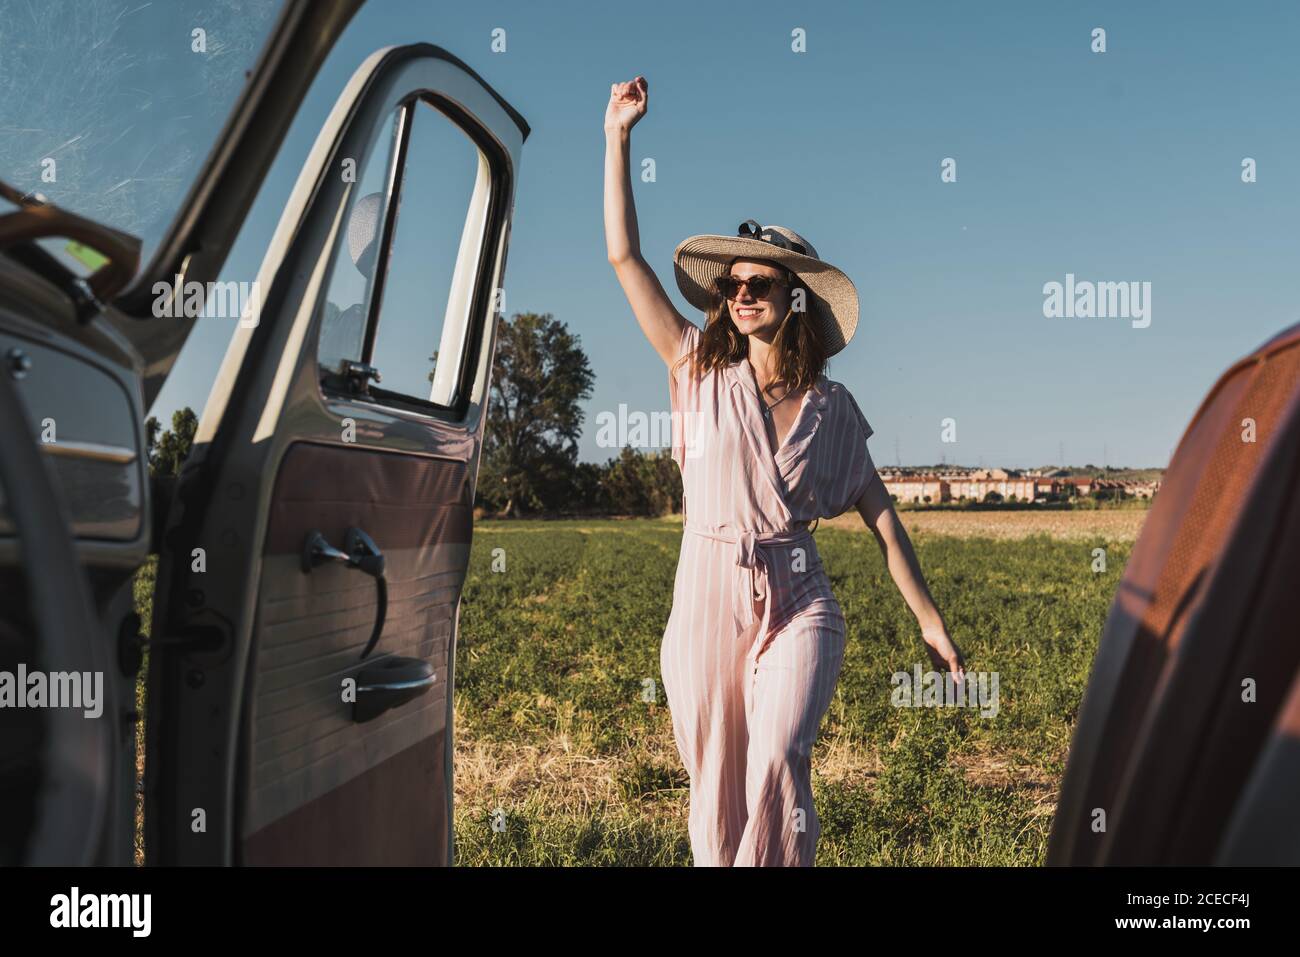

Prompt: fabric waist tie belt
[{"left": 682, "top": 521, "right": 815, "bottom": 664}]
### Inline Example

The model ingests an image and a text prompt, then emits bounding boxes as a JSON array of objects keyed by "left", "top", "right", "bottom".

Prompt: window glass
[
  {"left": 316, "top": 109, "right": 400, "bottom": 377},
  {"left": 0, "top": 0, "right": 285, "bottom": 273},
  {"left": 368, "top": 99, "right": 490, "bottom": 406}
]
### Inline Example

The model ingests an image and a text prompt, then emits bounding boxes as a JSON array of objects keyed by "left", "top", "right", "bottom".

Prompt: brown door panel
[
  {"left": 243, "top": 732, "right": 448, "bottom": 866},
  {"left": 237, "top": 441, "right": 471, "bottom": 864}
]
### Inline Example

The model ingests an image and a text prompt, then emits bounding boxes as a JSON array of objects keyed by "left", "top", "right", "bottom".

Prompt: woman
[{"left": 603, "top": 76, "right": 964, "bottom": 866}]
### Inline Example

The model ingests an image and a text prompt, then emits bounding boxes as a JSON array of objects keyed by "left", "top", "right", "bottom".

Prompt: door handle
[
  {"left": 353, "top": 656, "right": 437, "bottom": 724},
  {"left": 301, "top": 527, "right": 388, "bottom": 659}
]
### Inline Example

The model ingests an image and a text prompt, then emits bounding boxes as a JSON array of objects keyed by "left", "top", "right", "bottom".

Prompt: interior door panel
[
  {"left": 0, "top": 330, "right": 143, "bottom": 542},
  {"left": 241, "top": 443, "right": 471, "bottom": 863}
]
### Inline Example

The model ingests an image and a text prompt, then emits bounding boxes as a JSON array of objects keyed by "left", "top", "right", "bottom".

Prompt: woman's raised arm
[{"left": 603, "top": 76, "right": 689, "bottom": 366}]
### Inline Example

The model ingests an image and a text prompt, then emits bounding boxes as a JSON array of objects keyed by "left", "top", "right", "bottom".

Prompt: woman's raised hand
[{"left": 605, "top": 76, "right": 648, "bottom": 133}]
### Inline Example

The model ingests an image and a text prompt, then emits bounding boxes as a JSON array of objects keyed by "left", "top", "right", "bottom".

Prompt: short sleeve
[
  {"left": 845, "top": 387, "right": 873, "bottom": 442},
  {"left": 841, "top": 387, "right": 878, "bottom": 507},
  {"left": 668, "top": 322, "right": 702, "bottom": 472}
]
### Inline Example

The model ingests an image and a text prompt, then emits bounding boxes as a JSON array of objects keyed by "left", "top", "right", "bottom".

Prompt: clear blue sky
[{"left": 48, "top": 0, "right": 1300, "bottom": 468}]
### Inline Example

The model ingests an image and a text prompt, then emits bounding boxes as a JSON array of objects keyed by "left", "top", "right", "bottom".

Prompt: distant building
[
  {"left": 880, "top": 468, "right": 1161, "bottom": 504},
  {"left": 1129, "top": 481, "right": 1159, "bottom": 499},
  {"left": 885, "top": 474, "right": 950, "bottom": 503},
  {"left": 1064, "top": 477, "right": 1093, "bottom": 496},
  {"left": 946, "top": 474, "right": 1038, "bottom": 502}
]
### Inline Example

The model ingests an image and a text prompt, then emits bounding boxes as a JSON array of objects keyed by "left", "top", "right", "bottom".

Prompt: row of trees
[
  {"left": 475, "top": 312, "right": 679, "bottom": 516},
  {"left": 477, "top": 443, "right": 682, "bottom": 517}
]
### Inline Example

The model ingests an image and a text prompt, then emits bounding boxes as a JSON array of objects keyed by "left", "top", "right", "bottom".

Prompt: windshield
[{"left": 0, "top": 0, "right": 285, "bottom": 275}]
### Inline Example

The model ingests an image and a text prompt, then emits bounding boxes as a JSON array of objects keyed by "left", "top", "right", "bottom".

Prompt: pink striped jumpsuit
[{"left": 661, "top": 321, "right": 878, "bottom": 866}]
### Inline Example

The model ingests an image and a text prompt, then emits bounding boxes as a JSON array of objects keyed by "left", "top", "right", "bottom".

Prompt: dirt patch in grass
[{"left": 821, "top": 508, "right": 1147, "bottom": 541}]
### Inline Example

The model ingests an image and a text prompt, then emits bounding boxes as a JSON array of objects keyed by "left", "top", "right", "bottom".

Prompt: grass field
[
  {"left": 450, "top": 515, "right": 1132, "bottom": 866},
  {"left": 132, "top": 511, "right": 1136, "bottom": 866}
]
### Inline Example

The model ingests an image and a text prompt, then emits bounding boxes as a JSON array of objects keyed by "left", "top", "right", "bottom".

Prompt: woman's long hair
[{"left": 673, "top": 260, "right": 829, "bottom": 393}]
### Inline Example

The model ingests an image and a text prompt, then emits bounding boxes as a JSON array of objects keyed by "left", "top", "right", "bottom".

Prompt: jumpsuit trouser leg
[
  {"left": 734, "top": 600, "right": 846, "bottom": 866},
  {"left": 660, "top": 531, "right": 846, "bottom": 866},
  {"left": 660, "top": 533, "right": 752, "bottom": 866}
]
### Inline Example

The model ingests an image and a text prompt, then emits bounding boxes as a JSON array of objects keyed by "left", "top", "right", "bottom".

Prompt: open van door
[
  {"left": 0, "top": 0, "right": 365, "bottom": 865},
  {"left": 144, "top": 44, "right": 527, "bottom": 865}
]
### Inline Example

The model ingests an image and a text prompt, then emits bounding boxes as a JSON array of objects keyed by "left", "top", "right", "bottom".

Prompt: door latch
[{"left": 339, "top": 360, "right": 382, "bottom": 395}]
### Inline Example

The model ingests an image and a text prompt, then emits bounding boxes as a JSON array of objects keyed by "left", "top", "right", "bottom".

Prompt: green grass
[
  {"left": 132, "top": 518, "right": 1126, "bottom": 866},
  {"left": 451, "top": 518, "right": 1126, "bottom": 866},
  {"left": 132, "top": 556, "right": 156, "bottom": 867}
]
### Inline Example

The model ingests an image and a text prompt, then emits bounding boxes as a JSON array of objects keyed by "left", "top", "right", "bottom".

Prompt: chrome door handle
[{"left": 302, "top": 530, "right": 350, "bottom": 568}]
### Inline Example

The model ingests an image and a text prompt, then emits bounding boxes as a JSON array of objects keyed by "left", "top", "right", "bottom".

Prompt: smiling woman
[
  {"left": 0, "top": 0, "right": 284, "bottom": 274},
  {"left": 602, "top": 75, "right": 965, "bottom": 868}
]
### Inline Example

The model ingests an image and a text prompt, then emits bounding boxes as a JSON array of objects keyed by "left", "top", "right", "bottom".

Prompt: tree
[
  {"left": 601, "top": 447, "right": 681, "bottom": 516},
  {"left": 570, "top": 461, "right": 608, "bottom": 512},
  {"left": 478, "top": 312, "right": 595, "bottom": 515},
  {"left": 145, "top": 406, "right": 198, "bottom": 478}
]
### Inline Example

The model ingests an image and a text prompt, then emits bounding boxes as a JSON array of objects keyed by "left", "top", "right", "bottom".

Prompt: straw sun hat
[{"left": 672, "top": 219, "right": 859, "bottom": 355}]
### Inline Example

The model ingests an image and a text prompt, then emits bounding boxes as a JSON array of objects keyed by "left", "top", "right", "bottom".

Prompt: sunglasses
[
  {"left": 738, "top": 219, "right": 808, "bottom": 255},
  {"left": 714, "top": 273, "right": 789, "bottom": 300}
]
